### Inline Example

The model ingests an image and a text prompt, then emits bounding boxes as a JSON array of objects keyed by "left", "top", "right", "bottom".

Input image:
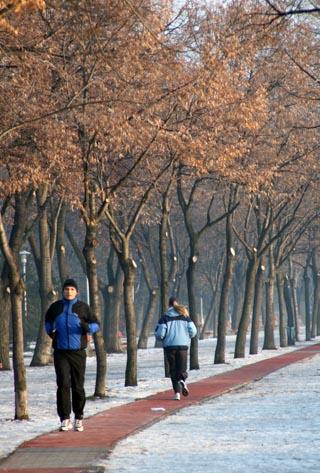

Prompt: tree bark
[
  {"left": 263, "top": 278, "right": 276, "bottom": 349},
  {"left": 311, "top": 249, "right": 320, "bottom": 338},
  {"left": 31, "top": 188, "right": 57, "bottom": 366},
  {"left": 289, "top": 258, "right": 301, "bottom": 341},
  {"left": 56, "top": 202, "right": 69, "bottom": 284},
  {"left": 0, "top": 193, "right": 31, "bottom": 370},
  {"left": 276, "top": 272, "right": 288, "bottom": 347},
  {"left": 118, "top": 242, "right": 138, "bottom": 386},
  {"left": 250, "top": 260, "right": 265, "bottom": 354},
  {"left": 0, "top": 208, "right": 29, "bottom": 419},
  {"left": 186, "top": 240, "right": 200, "bottom": 370},
  {"left": 103, "top": 261, "right": 124, "bottom": 353},
  {"left": 284, "top": 275, "right": 295, "bottom": 345},
  {"left": 263, "top": 248, "right": 276, "bottom": 350},
  {"left": 159, "top": 190, "right": 170, "bottom": 316},
  {"left": 215, "top": 212, "right": 236, "bottom": 363},
  {"left": 234, "top": 255, "right": 259, "bottom": 358},
  {"left": 83, "top": 220, "right": 107, "bottom": 397},
  {"left": 304, "top": 265, "right": 311, "bottom": 341},
  {"left": 231, "top": 261, "right": 245, "bottom": 332},
  {"left": 11, "top": 276, "right": 29, "bottom": 419},
  {"left": 0, "top": 279, "right": 11, "bottom": 370}
]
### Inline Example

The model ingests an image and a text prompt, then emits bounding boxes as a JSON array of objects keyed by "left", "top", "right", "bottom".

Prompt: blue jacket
[
  {"left": 45, "top": 298, "right": 100, "bottom": 350},
  {"left": 155, "top": 307, "right": 197, "bottom": 349}
]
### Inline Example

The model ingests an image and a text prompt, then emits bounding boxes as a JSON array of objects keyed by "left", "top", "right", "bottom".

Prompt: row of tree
[{"left": 1, "top": 0, "right": 320, "bottom": 419}]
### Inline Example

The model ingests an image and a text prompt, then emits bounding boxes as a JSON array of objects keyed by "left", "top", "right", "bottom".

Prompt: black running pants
[
  {"left": 165, "top": 348, "right": 188, "bottom": 394},
  {"left": 53, "top": 349, "right": 86, "bottom": 421}
]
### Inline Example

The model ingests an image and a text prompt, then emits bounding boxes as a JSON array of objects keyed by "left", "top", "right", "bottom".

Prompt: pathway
[{"left": 1, "top": 343, "right": 319, "bottom": 473}]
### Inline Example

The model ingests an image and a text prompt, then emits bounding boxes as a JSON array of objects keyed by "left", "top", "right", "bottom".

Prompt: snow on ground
[
  {"left": 99, "top": 350, "right": 320, "bottom": 473},
  {"left": 0, "top": 333, "right": 318, "bottom": 465}
]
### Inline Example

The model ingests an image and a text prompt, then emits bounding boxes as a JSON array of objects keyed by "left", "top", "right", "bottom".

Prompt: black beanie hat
[{"left": 63, "top": 278, "right": 78, "bottom": 291}]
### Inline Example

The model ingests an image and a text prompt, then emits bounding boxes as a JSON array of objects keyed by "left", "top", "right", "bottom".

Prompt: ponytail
[{"left": 172, "top": 300, "right": 189, "bottom": 317}]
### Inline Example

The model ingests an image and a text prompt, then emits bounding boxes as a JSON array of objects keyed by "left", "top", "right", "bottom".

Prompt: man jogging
[{"left": 45, "top": 278, "right": 100, "bottom": 432}]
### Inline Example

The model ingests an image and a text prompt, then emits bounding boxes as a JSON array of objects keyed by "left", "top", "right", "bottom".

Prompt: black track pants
[
  {"left": 165, "top": 348, "right": 188, "bottom": 394},
  {"left": 53, "top": 349, "right": 86, "bottom": 421}
]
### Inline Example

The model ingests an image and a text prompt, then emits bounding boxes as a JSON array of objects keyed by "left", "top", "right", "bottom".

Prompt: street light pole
[
  {"left": 19, "top": 250, "right": 31, "bottom": 318},
  {"left": 86, "top": 276, "right": 90, "bottom": 305},
  {"left": 199, "top": 289, "right": 204, "bottom": 332}
]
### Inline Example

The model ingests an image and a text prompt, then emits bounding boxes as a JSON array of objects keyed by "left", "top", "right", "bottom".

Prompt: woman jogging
[{"left": 155, "top": 297, "right": 197, "bottom": 400}]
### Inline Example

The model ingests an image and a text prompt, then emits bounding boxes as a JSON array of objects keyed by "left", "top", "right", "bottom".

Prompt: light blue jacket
[{"left": 155, "top": 307, "right": 197, "bottom": 349}]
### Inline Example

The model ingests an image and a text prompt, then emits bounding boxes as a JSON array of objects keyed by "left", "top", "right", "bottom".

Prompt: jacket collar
[{"left": 62, "top": 297, "right": 78, "bottom": 306}]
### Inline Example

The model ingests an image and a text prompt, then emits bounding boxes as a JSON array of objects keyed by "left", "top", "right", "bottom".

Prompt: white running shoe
[
  {"left": 179, "top": 380, "right": 189, "bottom": 397},
  {"left": 173, "top": 392, "right": 180, "bottom": 401},
  {"left": 74, "top": 419, "right": 84, "bottom": 432},
  {"left": 60, "top": 419, "right": 72, "bottom": 431}
]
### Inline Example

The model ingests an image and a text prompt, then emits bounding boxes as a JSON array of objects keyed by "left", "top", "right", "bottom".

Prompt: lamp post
[
  {"left": 86, "top": 276, "right": 90, "bottom": 305},
  {"left": 200, "top": 289, "right": 204, "bottom": 328},
  {"left": 19, "top": 250, "right": 31, "bottom": 318}
]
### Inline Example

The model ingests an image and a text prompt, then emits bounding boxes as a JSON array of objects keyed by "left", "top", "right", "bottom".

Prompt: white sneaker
[
  {"left": 60, "top": 419, "right": 72, "bottom": 431},
  {"left": 173, "top": 392, "right": 180, "bottom": 401},
  {"left": 179, "top": 380, "right": 189, "bottom": 397},
  {"left": 74, "top": 419, "right": 84, "bottom": 432}
]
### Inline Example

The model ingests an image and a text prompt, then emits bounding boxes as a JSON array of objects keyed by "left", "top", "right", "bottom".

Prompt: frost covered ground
[
  {"left": 101, "top": 350, "right": 320, "bottom": 473},
  {"left": 1, "top": 333, "right": 319, "bottom": 472}
]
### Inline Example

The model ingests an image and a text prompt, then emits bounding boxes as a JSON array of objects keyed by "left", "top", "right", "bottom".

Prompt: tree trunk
[
  {"left": 0, "top": 193, "right": 30, "bottom": 370},
  {"left": 118, "top": 245, "right": 138, "bottom": 386},
  {"left": 289, "top": 258, "right": 301, "bottom": 341},
  {"left": 0, "top": 281, "right": 11, "bottom": 370},
  {"left": 56, "top": 202, "right": 69, "bottom": 284},
  {"left": 186, "top": 241, "right": 200, "bottom": 370},
  {"left": 276, "top": 272, "right": 288, "bottom": 347},
  {"left": 231, "top": 261, "right": 245, "bottom": 332},
  {"left": 0, "top": 208, "right": 29, "bottom": 419},
  {"left": 136, "top": 242, "right": 160, "bottom": 349},
  {"left": 234, "top": 255, "right": 259, "bottom": 358},
  {"left": 11, "top": 277, "right": 29, "bottom": 419},
  {"left": 167, "top": 215, "right": 179, "bottom": 298},
  {"left": 263, "top": 277, "right": 276, "bottom": 349},
  {"left": 311, "top": 249, "right": 320, "bottom": 338},
  {"left": 103, "top": 263, "right": 124, "bottom": 353},
  {"left": 304, "top": 267, "right": 311, "bottom": 341},
  {"left": 215, "top": 213, "right": 236, "bottom": 363},
  {"left": 31, "top": 190, "right": 57, "bottom": 366},
  {"left": 159, "top": 193, "right": 170, "bottom": 316},
  {"left": 284, "top": 276, "right": 295, "bottom": 346},
  {"left": 83, "top": 221, "right": 107, "bottom": 397},
  {"left": 291, "top": 278, "right": 301, "bottom": 340},
  {"left": 263, "top": 250, "right": 276, "bottom": 350},
  {"left": 317, "top": 304, "right": 320, "bottom": 337},
  {"left": 250, "top": 260, "right": 265, "bottom": 354}
]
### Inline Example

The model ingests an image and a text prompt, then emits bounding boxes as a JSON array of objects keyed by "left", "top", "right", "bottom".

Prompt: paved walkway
[{"left": 1, "top": 343, "right": 320, "bottom": 473}]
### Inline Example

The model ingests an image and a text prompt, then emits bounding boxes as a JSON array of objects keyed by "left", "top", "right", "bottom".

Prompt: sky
[{"left": 1, "top": 333, "right": 319, "bottom": 472}]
